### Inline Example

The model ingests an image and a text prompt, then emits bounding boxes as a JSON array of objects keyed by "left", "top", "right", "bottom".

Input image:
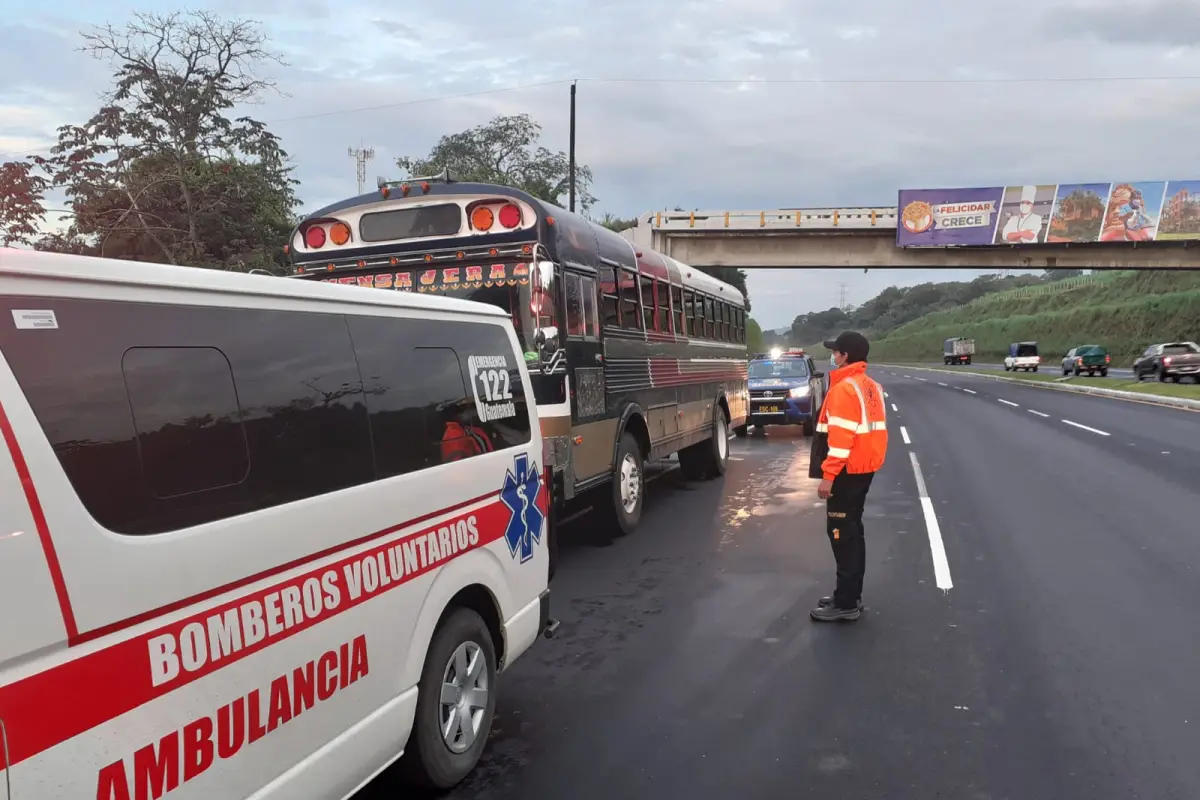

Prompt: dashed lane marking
[
  {"left": 900, "top": 426, "right": 911, "bottom": 444},
  {"left": 891, "top": 403, "right": 898, "bottom": 412},
  {"left": 1062, "top": 419, "right": 1110, "bottom": 436},
  {"left": 1028, "top": 410, "right": 1050, "bottom": 418},
  {"left": 998, "top": 399, "right": 1019, "bottom": 407},
  {"left": 962, "top": 389, "right": 977, "bottom": 394}
]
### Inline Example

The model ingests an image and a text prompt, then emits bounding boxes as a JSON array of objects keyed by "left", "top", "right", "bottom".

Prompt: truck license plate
[{"left": 759, "top": 404, "right": 781, "bottom": 413}]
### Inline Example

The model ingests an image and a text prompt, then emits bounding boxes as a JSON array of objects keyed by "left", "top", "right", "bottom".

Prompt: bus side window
[
  {"left": 565, "top": 273, "right": 586, "bottom": 337},
  {"left": 670, "top": 286, "right": 684, "bottom": 336},
  {"left": 705, "top": 297, "right": 715, "bottom": 339},
  {"left": 722, "top": 304, "right": 732, "bottom": 341},
  {"left": 619, "top": 268, "right": 641, "bottom": 331},
  {"left": 655, "top": 280, "right": 670, "bottom": 333},
  {"left": 599, "top": 266, "right": 619, "bottom": 328},
  {"left": 581, "top": 275, "right": 600, "bottom": 338},
  {"left": 689, "top": 292, "right": 702, "bottom": 337},
  {"left": 736, "top": 309, "right": 745, "bottom": 343},
  {"left": 639, "top": 275, "right": 655, "bottom": 331}
]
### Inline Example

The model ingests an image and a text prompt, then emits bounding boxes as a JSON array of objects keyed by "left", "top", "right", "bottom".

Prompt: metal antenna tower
[
  {"left": 348, "top": 146, "right": 375, "bottom": 195},
  {"left": 837, "top": 282, "right": 848, "bottom": 310}
]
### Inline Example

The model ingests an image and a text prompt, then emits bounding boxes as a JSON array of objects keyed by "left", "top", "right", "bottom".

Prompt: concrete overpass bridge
[{"left": 619, "top": 208, "right": 1200, "bottom": 270}]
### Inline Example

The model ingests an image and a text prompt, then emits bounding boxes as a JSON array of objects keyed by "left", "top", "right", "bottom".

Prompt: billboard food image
[
  {"left": 898, "top": 181, "right": 1198, "bottom": 246},
  {"left": 1156, "top": 181, "right": 1200, "bottom": 241},
  {"left": 1047, "top": 183, "right": 1111, "bottom": 243}
]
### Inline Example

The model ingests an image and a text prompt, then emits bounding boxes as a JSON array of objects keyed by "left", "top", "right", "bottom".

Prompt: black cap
[{"left": 822, "top": 331, "right": 870, "bottom": 363}]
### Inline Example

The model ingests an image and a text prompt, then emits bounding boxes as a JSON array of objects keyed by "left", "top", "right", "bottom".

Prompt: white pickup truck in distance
[{"left": 1004, "top": 341, "right": 1041, "bottom": 372}]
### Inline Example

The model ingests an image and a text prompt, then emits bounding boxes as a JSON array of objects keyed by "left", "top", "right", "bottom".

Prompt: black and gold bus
[{"left": 287, "top": 174, "right": 748, "bottom": 537}]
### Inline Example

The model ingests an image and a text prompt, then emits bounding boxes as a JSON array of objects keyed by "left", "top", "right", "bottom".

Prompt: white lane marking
[
  {"left": 937, "top": 381, "right": 947, "bottom": 386},
  {"left": 1062, "top": 419, "right": 1110, "bottom": 436},
  {"left": 901, "top": 426, "right": 911, "bottom": 444},
  {"left": 998, "top": 399, "right": 1019, "bottom": 407},
  {"left": 916, "top": 377, "right": 928, "bottom": 382},
  {"left": 884, "top": 392, "right": 889, "bottom": 398},
  {"left": 891, "top": 403, "right": 898, "bottom": 412},
  {"left": 962, "top": 389, "right": 977, "bottom": 394},
  {"left": 1028, "top": 410, "right": 1050, "bottom": 418},
  {"left": 903, "top": 374, "right": 912, "bottom": 378},
  {"left": 909, "top": 452, "right": 953, "bottom": 591}
]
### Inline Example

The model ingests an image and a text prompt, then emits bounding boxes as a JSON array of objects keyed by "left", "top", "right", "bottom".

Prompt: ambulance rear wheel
[
  {"left": 608, "top": 432, "right": 644, "bottom": 537},
  {"left": 400, "top": 607, "right": 497, "bottom": 789}
]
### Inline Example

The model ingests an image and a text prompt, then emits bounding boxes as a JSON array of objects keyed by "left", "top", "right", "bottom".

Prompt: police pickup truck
[{"left": 743, "top": 349, "right": 826, "bottom": 437}]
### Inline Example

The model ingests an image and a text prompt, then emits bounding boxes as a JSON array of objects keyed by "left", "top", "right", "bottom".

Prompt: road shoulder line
[{"left": 908, "top": 451, "right": 953, "bottom": 592}]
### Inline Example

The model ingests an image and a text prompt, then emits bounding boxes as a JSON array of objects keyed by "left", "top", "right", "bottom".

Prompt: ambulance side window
[
  {"left": 346, "top": 315, "right": 532, "bottom": 473},
  {"left": 122, "top": 346, "right": 250, "bottom": 499},
  {"left": 0, "top": 296, "right": 375, "bottom": 536}
]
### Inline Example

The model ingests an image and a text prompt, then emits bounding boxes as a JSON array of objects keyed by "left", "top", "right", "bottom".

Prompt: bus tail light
[
  {"left": 305, "top": 226, "right": 326, "bottom": 248},
  {"left": 329, "top": 221, "right": 352, "bottom": 245},
  {"left": 498, "top": 203, "right": 521, "bottom": 228},
  {"left": 471, "top": 206, "right": 494, "bottom": 231}
]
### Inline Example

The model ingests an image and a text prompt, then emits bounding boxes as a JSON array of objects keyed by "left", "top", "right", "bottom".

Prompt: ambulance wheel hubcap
[
  {"left": 619, "top": 453, "right": 641, "bottom": 514},
  {"left": 439, "top": 641, "right": 488, "bottom": 753}
]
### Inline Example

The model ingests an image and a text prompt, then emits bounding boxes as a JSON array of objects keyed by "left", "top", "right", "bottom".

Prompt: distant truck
[
  {"left": 943, "top": 337, "right": 975, "bottom": 365},
  {"left": 1004, "top": 341, "right": 1041, "bottom": 372}
]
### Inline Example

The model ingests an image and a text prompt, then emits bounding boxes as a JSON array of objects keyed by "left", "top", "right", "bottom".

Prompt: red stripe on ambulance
[{"left": 0, "top": 494, "right": 523, "bottom": 769}]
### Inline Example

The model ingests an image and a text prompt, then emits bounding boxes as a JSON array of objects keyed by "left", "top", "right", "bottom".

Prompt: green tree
[
  {"left": 396, "top": 113, "right": 596, "bottom": 212},
  {"left": 0, "top": 161, "right": 48, "bottom": 246},
  {"left": 32, "top": 11, "right": 298, "bottom": 270},
  {"left": 598, "top": 212, "right": 638, "bottom": 232},
  {"left": 746, "top": 316, "right": 764, "bottom": 352}
]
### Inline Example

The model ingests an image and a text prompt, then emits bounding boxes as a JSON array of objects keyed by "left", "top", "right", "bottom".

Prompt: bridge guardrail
[{"left": 646, "top": 208, "right": 899, "bottom": 232}]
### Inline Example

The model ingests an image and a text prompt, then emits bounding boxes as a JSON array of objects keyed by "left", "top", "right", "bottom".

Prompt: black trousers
[{"left": 826, "top": 471, "right": 875, "bottom": 609}]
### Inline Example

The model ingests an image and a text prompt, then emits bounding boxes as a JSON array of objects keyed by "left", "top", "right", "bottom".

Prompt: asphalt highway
[{"left": 363, "top": 369, "right": 1200, "bottom": 799}]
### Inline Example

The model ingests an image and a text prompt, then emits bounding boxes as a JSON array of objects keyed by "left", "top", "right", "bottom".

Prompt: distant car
[
  {"left": 745, "top": 348, "right": 826, "bottom": 436},
  {"left": 1133, "top": 341, "right": 1200, "bottom": 383},
  {"left": 1004, "top": 341, "right": 1040, "bottom": 372},
  {"left": 1062, "top": 344, "right": 1111, "bottom": 377}
]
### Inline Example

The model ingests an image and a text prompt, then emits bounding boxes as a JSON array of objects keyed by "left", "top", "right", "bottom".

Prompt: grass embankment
[
  {"left": 869, "top": 271, "right": 1200, "bottom": 365},
  {"left": 891, "top": 364, "right": 1200, "bottom": 401}
]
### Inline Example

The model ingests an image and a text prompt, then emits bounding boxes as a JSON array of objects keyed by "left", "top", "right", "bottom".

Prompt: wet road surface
[{"left": 363, "top": 369, "right": 1200, "bottom": 799}]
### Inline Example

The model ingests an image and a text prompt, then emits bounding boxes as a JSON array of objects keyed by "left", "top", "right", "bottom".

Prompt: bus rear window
[{"left": 359, "top": 203, "right": 462, "bottom": 242}]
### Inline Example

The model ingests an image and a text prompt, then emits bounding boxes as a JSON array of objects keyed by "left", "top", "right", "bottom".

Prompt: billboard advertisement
[{"left": 897, "top": 181, "right": 1200, "bottom": 246}]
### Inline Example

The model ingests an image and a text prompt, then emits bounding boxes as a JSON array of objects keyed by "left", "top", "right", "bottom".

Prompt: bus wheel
[
  {"left": 608, "top": 431, "right": 644, "bottom": 536},
  {"left": 680, "top": 407, "right": 728, "bottom": 480},
  {"left": 399, "top": 607, "right": 497, "bottom": 789}
]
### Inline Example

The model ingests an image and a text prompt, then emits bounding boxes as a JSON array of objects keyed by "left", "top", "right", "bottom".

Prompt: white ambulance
[{"left": 0, "top": 248, "right": 554, "bottom": 798}]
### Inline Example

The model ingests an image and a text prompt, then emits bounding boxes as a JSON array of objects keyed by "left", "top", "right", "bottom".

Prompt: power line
[{"left": 6, "top": 71, "right": 1200, "bottom": 161}]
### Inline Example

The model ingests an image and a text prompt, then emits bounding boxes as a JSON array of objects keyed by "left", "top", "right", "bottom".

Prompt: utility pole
[
  {"left": 348, "top": 146, "right": 375, "bottom": 195},
  {"left": 568, "top": 80, "right": 577, "bottom": 212}
]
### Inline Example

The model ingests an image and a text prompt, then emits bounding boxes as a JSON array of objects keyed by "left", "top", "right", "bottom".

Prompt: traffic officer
[{"left": 808, "top": 331, "right": 888, "bottom": 622}]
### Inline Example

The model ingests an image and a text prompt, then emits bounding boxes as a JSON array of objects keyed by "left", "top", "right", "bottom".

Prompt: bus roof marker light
[
  {"left": 380, "top": 186, "right": 390, "bottom": 199},
  {"left": 400, "top": 183, "right": 411, "bottom": 197},
  {"left": 420, "top": 181, "right": 431, "bottom": 193}
]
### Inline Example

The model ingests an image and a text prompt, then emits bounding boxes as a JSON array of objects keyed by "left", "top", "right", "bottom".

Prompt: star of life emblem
[{"left": 500, "top": 453, "right": 544, "bottom": 563}]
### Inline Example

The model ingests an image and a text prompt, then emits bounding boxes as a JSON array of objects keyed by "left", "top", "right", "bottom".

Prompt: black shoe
[
  {"left": 818, "top": 596, "right": 864, "bottom": 610},
  {"left": 810, "top": 604, "right": 861, "bottom": 622}
]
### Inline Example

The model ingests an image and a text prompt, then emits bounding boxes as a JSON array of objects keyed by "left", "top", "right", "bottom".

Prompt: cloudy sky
[{"left": 3, "top": 0, "right": 1199, "bottom": 328}]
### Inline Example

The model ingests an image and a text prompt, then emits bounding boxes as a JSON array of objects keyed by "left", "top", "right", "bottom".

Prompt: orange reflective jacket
[
  {"left": 815, "top": 362, "right": 888, "bottom": 480},
  {"left": 441, "top": 421, "right": 494, "bottom": 462}
]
